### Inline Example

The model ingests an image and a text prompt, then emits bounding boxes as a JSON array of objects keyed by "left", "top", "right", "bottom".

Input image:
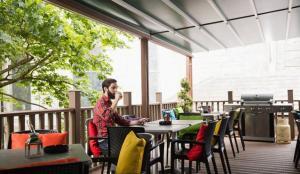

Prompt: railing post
[
  {"left": 123, "top": 92, "right": 132, "bottom": 115},
  {"left": 288, "top": 89, "right": 295, "bottom": 140},
  {"left": 68, "top": 90, "right": 81, "bottom": 144},
  {"left": 228, "top": 91, "right": 233, "bottom": 104},
  {"left": 156, "top": 92, "right": 162, "bottom": 119}
]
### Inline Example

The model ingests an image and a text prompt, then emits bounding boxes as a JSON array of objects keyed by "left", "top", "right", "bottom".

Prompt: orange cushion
[
  {"left": 40, "top": 132, "right": 68, "bottom": 147},
  {"left": 11, "top": 133, "right": 30, "bottom": 149}
]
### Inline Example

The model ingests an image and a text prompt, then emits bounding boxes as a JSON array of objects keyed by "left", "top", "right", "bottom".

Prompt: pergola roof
[{"left": 49, "top": 0, "right": 300, "bottom": 56}]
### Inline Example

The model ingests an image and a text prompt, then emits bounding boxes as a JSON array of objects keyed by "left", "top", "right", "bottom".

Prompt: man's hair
[{"left": 102, "top": 78, "right": 117, "bottom": 92}]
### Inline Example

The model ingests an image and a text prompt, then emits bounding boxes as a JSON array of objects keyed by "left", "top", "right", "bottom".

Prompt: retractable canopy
[{"left": 48, "top": 0, "right": 300, "bottom": 56}]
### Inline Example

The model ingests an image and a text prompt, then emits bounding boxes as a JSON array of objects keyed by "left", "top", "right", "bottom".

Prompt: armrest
[
  {"left": 88, "top": 136, "right": 108, "bottom": 140},
  {"left": 150, "top": 141, "right": 164, "bottom": 151},
  {"left": 171, "top": 139, "right": 205, "bottom": 145}
]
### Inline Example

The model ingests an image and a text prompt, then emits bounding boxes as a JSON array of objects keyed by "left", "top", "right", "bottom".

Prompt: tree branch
[
  {"left": 23, "top": 76, "right": 78, "bottom": 87},
  {"left": 0, "top": 91, "right": 47, "bottom": 109},
  {"left": 0, "top": 53, "right": 34, "bottom": 76},
  {"left": 0, "top": 51, "right": 53, "bottom": 88}
]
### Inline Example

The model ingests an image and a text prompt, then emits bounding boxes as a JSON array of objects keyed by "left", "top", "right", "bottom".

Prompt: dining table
[{"left": 0, "top": 144, "right": 91, "bottom": 174}]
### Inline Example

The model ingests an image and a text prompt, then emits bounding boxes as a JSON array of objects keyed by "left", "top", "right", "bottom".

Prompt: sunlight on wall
[{"left": 193, "top": 37, "right": 300, "bottom": 101}]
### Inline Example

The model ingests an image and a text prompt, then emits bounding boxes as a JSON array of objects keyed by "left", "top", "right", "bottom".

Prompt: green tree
[
  {"left": 0, "top": 0, "right": 133, "bottom": 108},
  {"left": 177, "top": 78, "right": 193, "bottom": 112}
]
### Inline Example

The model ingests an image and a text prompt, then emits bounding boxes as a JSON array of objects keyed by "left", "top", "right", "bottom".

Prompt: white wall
[{"left": 193, "top": 37, "right": 300, "bottom": 101}]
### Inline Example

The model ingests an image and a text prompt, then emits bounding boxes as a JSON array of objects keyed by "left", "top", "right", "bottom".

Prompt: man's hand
[
  {"left": 137, "top": 118, "right": 149, "bottom": 125},
  {"left": 115, "top": 91, "right": 123, "bottom": 100}
]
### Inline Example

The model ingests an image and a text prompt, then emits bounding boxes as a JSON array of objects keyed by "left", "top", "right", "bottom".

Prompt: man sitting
[{"left": 93, "top": 78, "right": 147, "bottom": 154}]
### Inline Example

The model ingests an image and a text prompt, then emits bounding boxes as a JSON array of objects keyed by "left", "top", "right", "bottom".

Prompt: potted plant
[{"left": 177, "top": 78, "right": 193, "bottom": 112}]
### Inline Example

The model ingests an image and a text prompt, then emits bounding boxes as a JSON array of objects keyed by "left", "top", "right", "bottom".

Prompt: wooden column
[
  {"left": 68, "top": 90, "right": 81, "bottom": 144},
  {"left": 156, "top": 92, "right": 162, "bottom": 119},
  {"left": 228, "top": 91, "right": 233, "bottom": 104},
  {"left": 288, "top": 89, "right": 295, "bottom": 139},
  {"left": 123, "top": 92, "right": 132, "bottom": 115},
  {"left": 141, "top": 38, "right": 149, "bottom": 118},
  {"left": 186, "top": 56, "right": 193, "bottom": 98}
]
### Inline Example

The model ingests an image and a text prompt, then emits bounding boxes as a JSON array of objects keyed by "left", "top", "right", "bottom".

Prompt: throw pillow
[{"left": 116, "top": 131, "right": 146, "bottom": 174}]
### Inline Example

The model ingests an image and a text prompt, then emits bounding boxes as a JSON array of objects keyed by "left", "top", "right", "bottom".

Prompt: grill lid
[{"left": 241, "top": 94, "right": 273, "bottom": 103}]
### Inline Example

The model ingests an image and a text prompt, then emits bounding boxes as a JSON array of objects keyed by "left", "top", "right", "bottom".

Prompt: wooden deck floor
[
  {"left": 91, "top": 139, "right": 300, "bottom": 174},
  {"left": 209, "top": 139, "right": 299, "bottom": 174}
]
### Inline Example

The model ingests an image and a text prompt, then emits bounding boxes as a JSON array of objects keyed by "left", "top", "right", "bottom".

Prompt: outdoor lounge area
[{"left": 1, "top": 0, "right": 300, "bottom": 174}]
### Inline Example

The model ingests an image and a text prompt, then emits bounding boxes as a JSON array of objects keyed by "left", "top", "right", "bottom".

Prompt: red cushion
[
  {"left": 88, "top": 121, "right": 102, "bottom": 157},
  {"left": 187, "top": 124, "right": 208, "bottom": 161},
  {"left": 39, "top": 132, "right": 67, "bottom": 147},
  {"left": 11, "top": 133, "right": 30, "bottom": 149}
]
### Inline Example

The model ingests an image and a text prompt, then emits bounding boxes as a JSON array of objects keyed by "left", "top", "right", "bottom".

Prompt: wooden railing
[
  {"left": 162, "top": 102, "right": 177, "bottom": 109},
  {"left": 0, "top": 108, "right": 75, "bottom": 149},
  {"left": 194, "top": 100, "right": 241, "bottom": 112},
  {"left": 194, "top": 99, "right": 300, "bottom": 112}
]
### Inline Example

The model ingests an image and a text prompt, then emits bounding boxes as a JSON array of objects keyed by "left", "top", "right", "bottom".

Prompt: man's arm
[{"left": 110, "top": 92, "right": 122, "bottom": 112}]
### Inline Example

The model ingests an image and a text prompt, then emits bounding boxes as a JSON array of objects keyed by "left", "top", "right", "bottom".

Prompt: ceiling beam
[
  {"left": 161, "top": 0, "right": 226, "bottom": 49},
  {"left": 249, "top": 0, "right": 265, "bottom": 42},
  {"left": 286, "top": 0, "right": 293, "bottom": 40},
  {"left": 206, "top": 0, "right": 244, "bottom": 46},
  {"left": 46, "top": 0, "right": 192, "bottom": 56},
  {"left": 112, "top": 0, "right": 208, "bottom": 51}
]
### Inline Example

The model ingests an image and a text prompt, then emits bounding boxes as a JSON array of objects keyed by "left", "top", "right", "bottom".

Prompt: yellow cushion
[
  {"left": 116, "top": 131, "right": 146, "bottom": 174},
  {"left": 211, "top": 120, "right": 222, "bottom": 145}
]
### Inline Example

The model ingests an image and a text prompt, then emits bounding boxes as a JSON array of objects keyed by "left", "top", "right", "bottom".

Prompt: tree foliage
[
  {"left": 177, "top": 78, "right": 193, "bottom": 112},
  {"left": 0, "top": 0, "right": 133, "bottom": 108}
]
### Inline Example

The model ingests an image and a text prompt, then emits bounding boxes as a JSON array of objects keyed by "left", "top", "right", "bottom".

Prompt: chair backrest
[
  {"left": 218, "top": 116, "right": 230, "bottom": 146},
  {"left": 107, "top": 126, "right": 145, "bottom": 165},
  {"left": 85, "top": 118, "right": 94, "bottom": 156},
  {"left": 8, "top": 129, "right": 57, "bottom": 149},
  {"left": 178, "top": 112, "right": 203, "bottom": 120},
  {"left": 203, "top": 121, "right": 217, "bottom": 156},
  {"left": 233, "top": 108, "right": 245, "bottom": 126},
  {"left": 227, "top": 110, "right": 235, "bottom": 132},
  {"left": 292, "top": 111, "right": 300, "bottom": 120},
  {"left": 296, "top": 119, "right": 300, "bottom": 139},
  {"left": 136, "top": 133, "right": 154, "bottom": 173}
]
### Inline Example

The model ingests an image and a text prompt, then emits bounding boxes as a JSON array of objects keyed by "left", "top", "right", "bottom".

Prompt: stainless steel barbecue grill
[
  {"left": 224, "top": 94, "right": 293, "bottom": 142},
  {"left": 241, "top": 94, "right": 275, "bottom": 142}
]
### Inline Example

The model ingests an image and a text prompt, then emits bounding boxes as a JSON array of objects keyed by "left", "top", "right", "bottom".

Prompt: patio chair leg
[
  {"left": 228, "top": 134, "right": 236, "bottom": 158},
  {"left": 212, "top": 153, "right": 218, "bottom": 174},
  {"left": 294, "top": 140, "right": 299, "bottom": 162},
  {"left": 107, "top": 162, "right": 111, "bottom": 174},
  {"left": 189, "top": 160, "right": 192, "bottom": 174},
  {"left": 166, "top": 133, "right": 171, "bottom": 167},
  {"left": 181, "top": 159, "right": 185, "bottom": 174},
  {"left": 238, "top": 128, "right": 245, "bottom": 151},
  {"left": 101, "top": 162, "right": 105, "bottom": 174},
  {"left": 171, "top": 143, "right": 175, "bottom": 174},
  {"left": 295, "top": 150, "right": 300, "bottom": 168},
  {"left": 205, "top": 159, "right": 211, "bottom": 174},
  {"left": 224, "top": 145, "right": 232, "bottom": 174},
  {"left": 220, "top": 151, "right": 227, "bottom": 174},
  {"left": 196, "top": 161, "right": 200, "bottom": 172},
  {"left": 233, "top": 132, "right": 240, "bottom": 153}
]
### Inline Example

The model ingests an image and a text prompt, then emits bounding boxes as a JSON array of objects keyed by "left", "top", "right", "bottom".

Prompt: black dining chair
[
  {"left": 212, "top": 116, "right": 231, "bottom": 174},
  {"left": 107, "top": 126, "right": 165, "bottom": 174},
  {"left": 225, "top": 110, "right": 237, "bottom": 158},
  {"left": 294, "top": 119, "right": 300, "bottom": 168},
  {"left": 86, "top": 119, "right": 110, "bottom": 174},
  {"left": 171, "top": 121, "right": 217, "bottom": 174},
  {"left": 292, "top": 111, "right": 300, "bottom": 163},
  {"left": 233, "top": 108, "right": 246, "bottom": 152}
]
